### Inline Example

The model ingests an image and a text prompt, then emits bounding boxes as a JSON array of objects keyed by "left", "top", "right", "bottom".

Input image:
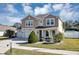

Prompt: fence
[{"left": 64, "top": 31, "right": 79, "bottom": 38}]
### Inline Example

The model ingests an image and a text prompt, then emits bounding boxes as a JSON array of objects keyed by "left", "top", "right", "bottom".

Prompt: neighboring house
[
  {"left": 0, "top": 25, "right": 16, "bottom": 36},
  {"left": 17, "top": 14, "right": 64, "bottom": 41}
]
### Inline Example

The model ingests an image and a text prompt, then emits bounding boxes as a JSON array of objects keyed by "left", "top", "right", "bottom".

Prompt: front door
[
  {"left": 39, "top": 30, "right": 43, "bottom": 41},
  {"left": 46, "top": 30, "right": 49, "bottom": 37},
  {"left": 45, "top": 30, "right": 50, "bottom": 42}
]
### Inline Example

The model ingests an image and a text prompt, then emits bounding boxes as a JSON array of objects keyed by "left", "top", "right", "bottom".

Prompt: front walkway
[{"left": 12, "top": 43, "right": 79, "bottom": 55}]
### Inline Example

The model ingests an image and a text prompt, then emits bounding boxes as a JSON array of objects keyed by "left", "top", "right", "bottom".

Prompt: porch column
[
  {"left": 50, "top": 30, "right": 52, "bottom": 37},
  {"left": 42, "top": 30, "right": 44, "bottom": 38},
  {"left": 37, "top": 30, "right": 40, "bottom": 40},
  {"left": 48, "top": 30, "right": 51, "bottom": 37},
  {"left": 43, "top": 30, "right": 46, "bottom": 38}
]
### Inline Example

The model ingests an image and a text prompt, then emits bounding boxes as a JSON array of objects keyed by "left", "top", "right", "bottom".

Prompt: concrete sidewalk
[
  {"left": 12, "top": 44, "right": 79, "bottom": 55},
  {"left": 0, "top": 40, "right": 11, "bottom": 54}
]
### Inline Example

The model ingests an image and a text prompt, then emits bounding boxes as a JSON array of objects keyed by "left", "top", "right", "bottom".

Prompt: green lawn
[
  {"left": 5, "top": 48, "right": 59, "bottom": 55},
  {"left": 20, "top": 38, "right": 79, "bottom": 51}
]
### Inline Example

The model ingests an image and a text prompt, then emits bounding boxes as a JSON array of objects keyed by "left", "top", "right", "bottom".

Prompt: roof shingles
[{"left": 0, "top": 25, "right": 16, "bottom": 31}]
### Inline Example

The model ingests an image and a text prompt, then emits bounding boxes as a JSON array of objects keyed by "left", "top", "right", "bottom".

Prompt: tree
[
  {"left": 12, "top": 23, "right": 21, "bottom": 29},
  {"left": 74, "top": 20, "right": 79, "bottom": 27},
  {"left": 63, "top": 20, "right": 79, "bottom": 30},
  {"left": 4, "top": 30, "right": 15, "bottom": 38},
  {"left": 28, "top": 31, "right": 38, "bottom": 43}
]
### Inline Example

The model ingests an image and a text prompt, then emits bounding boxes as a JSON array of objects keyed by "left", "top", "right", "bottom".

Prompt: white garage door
[
  {"left": 17, "top": 29, "right": 33, "bottom": 39},
  {"left": 22, "top": 29, "right": 32, "bottom": 38}
]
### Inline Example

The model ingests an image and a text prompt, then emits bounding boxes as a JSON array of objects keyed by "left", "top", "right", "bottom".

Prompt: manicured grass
[
  {"left": 0, "top": 36, "right": 8, "bottom": 40},
  {"left": 5, "top": 48, "right": 59, "bottom": 55},
  {"left": 20, "top": 38, "right": 79, "bottom": 51}
]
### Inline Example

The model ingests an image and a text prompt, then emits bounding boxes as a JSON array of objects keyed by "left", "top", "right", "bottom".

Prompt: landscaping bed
[
  {"left": 5, "top": 48, "right": 59, "bottom": 55},
  {"left": 20, "top": 38, "right": 79, "bottom": 51}
]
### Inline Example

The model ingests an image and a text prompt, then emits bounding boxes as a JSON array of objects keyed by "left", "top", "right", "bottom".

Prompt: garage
[{"left": 16, "top": 29, "right": 33, "bottom": 39}]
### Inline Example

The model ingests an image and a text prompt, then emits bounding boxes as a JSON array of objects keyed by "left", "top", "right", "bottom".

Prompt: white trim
[
  {"left": 46, "top": 18, "right": 55, "bottom": 26},
  {"left": 38, "top": 20, "right": 43, "bottom": 26},
  {"left": 36, "top": 27, "right": 58, "bottom": 30},
  {"left": 25, "top": 20, "right": 33, "bottom": 27}
]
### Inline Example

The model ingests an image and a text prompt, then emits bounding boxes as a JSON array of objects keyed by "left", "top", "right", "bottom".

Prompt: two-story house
[{"left": 17, "top": 14, "right": 64, "bottom": 41}]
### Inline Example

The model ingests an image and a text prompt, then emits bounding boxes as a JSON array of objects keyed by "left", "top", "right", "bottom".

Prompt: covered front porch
[{"left": 36, "top": 28, "right": 58, "bottom": 42}]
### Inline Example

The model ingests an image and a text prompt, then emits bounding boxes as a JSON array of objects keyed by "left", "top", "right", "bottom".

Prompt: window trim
[
  {"left": 46, "top": 18, "right": 55, "bottom": 26},
  {"left": 26, "top": 20, "right": 33, "bottom": 27}
]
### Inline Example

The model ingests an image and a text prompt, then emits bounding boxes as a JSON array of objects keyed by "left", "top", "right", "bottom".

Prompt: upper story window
[
  {"left": 51, "top": 19, "right": 54, "bottom": 25},
  {"left": 46, "top": 18, "right": 54, "bottom": 26},
  {"left": 47, "top": 19, "right": 50, "bottom": 25},
  {"left": 26, "top": 20, "right": 33, "bottom": 26}
]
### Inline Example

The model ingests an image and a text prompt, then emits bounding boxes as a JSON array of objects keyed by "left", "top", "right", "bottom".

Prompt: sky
[{"left": 0, "top": 3, "right": 79, "bottom": 26}]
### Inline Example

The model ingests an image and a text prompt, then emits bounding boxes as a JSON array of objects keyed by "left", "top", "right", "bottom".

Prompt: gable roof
[
  {"left": 35, "top": 14, "right": 58, "bottom": 19},
  {"left": 35, "top": 14, "right": 63, "bottom": 22},
  {"left": 22, "top": 15, "right": 37, "bottom": 21},
  {"left": 21, "top": 14, "right": 63, "bottom": 22},
  {"left": 35, "top": 14, "right": 49, "bottom": 19}
]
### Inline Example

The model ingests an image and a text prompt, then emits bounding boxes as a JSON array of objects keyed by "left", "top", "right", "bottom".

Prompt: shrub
[
  {"left": 53, "top": 33, "right": 64, "bottom": 42},
  {"left": 4, "top": 30, "right": 15, "bottom": 38},
  {"left": 28, "top": 31, "right": 38, "bottom": 43}
]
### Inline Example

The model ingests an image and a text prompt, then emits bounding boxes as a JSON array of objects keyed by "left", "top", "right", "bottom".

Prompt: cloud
[
  {"left": 0, "top": 15, "right": 21, "bottom": 23},
  {"left": 0, "top": 4, "right": 23, "bottom": 18},
  {"left": 59, "top": 4, "right": 73, "bottom": 17},
  {"left": 0, "top": 15, "right": 7, "bottom": 23},
  {"left": 0, "top": 4, "right": 23, "bottom": 25},
  {"left": 22, "top": 4, "right": 33, "bottom": 15},
  {"left": 34, "top": 4, "right": 52, "bottom": 15},
  {"left": 58, "top": 4, "right": 79, "bottom": 21},
  {"left": 6, "top": 16, "right": 21, "bottom": 23},
  {"left": 52, "top": 3, "right": 79, "bottom": 21},
  {"left": 52, "top": 4, "right": 64, "bottom": 11},
  {"left": 4, "top": 4, "right": 18, "bottom": 14},
  {"left": 60, "top": 9, "right": 75, "bottom": 20},
  {"left": 0, "top": 15, "right": 21, "bottom": 25}
]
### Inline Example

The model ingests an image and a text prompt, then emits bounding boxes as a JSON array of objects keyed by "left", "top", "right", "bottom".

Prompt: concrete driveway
[{"left": 0, "top": 40, "right": 12, "bottom": 54}]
